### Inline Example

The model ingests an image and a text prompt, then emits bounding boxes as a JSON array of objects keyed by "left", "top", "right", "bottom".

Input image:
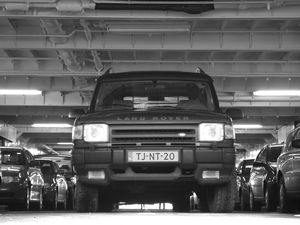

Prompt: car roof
[{"left": 98, "top": 71, "right": 213, "bottom": 82}]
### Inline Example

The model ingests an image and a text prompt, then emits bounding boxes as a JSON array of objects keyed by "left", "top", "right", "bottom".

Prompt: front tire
[
  {"left": 75, "top": 182, "right": 98, "bottom": 212},
  {"left": 265, "top": 186, "right": 277, "bottom": 212},
  {"left": 49, "top": 190, "right": 58, "bottom": 210},
  {"left": 172, "top": 194, "right": 190, "bottom": 212},
  {"left": 249, "top": 188, "right": 261, "bottom": 212},
  {"left": 240, "top": 189, "right": 249, "bottom": 211},
  {"left": 198, "top": 171, "right": 236, "bottom": 213},
  {"left": 279, "top": 178, "right": 294, "bottom": 213}
]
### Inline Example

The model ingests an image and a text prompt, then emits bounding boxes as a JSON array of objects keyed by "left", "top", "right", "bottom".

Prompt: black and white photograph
[{"left": 0, "top": 0, "right": 300, "bottom": 224}]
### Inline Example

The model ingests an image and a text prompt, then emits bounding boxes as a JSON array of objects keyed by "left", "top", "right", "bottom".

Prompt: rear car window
[{"left": 0, "top": 149, "right": 24, "bottom": 165}]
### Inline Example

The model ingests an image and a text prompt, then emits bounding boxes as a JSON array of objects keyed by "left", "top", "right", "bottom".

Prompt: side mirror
[
  {"left": 292, "top": 139, "right": 300, "bottom": 148},
  {"left": 68, "top": 108, "right": 85, "bottom": 119},
  {"left": 225, "top": 108, "right": 243, "bottom": 120}
]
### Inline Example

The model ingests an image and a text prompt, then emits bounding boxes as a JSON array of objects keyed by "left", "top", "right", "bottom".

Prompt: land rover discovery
[{"left": 71, "top": 70, "right": 241, "bottom": 212}]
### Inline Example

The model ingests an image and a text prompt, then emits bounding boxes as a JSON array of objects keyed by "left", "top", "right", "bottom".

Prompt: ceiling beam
[
  {"left": 1, "top": 5, "right": 300, "bottom": 19},
  {"left": 1, "top": 32, "right": 300, "bottom": 51}
]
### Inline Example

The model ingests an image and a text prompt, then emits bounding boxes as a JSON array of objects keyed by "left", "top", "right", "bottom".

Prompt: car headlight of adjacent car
[
  {"left": 199, "top": 123, "right": 235, "bottom": 141},
  {"left": 72, "top": 124, "right": 109, "bottom": 142}
]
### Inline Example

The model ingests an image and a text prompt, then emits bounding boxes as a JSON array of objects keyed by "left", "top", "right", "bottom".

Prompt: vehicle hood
[
  {"left": 0, "top": 164, "right": 25, "bottom": 176},
  {"left": 76, "top": 109, "right": 231, "bottom": 125}
]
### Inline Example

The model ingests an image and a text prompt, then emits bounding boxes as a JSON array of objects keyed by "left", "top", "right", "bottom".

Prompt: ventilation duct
[{"left": 94, "top": 0, "right": 214, "bottom": 14}]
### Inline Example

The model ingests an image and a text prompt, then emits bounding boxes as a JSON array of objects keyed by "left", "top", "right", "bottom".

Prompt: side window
[
  {"left": 260, "top": 149, "right": 267, "bottom": 162},
  {"left": 256, "top": 148, "right": 263, "bottom": 162},
  {"left": 256, "top": 148, "right": 267, "bottom": 163}
]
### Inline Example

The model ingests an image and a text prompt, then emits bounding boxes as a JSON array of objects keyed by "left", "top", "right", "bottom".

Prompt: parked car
[
  {"left": 248, "top": 144, "right": 283, "bottom": 211},
  {"left": 236, "top": 158, "right": 254, "bottom": 211},
  {"left": 33, "top": 159, "right": 68, "bottom": 210},
  {"left": 35, "top": 154, "right": 76, "bottom": 209},
  {"left": 0, "top": 147, "right": 44, "bottom": 210},
  {"left": 277, "top": 126, "right": 300, "bottom": 213}
]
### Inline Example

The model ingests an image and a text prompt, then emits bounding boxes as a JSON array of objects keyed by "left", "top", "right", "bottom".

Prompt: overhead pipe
[
  {"left": 92, "top": 0, "right": 291, "bottom": 5},
  {"left": 0, "top": 0, "right": 95, "bottom": 11},
  {"left": 40, "top": 19, "right": 82, "bottom": 72},
  {"left": 40, "top": 18, "right": 93, "bottom": 100},
  {"left": 1, "top": 29, "right": 300, "bottom": 39}
]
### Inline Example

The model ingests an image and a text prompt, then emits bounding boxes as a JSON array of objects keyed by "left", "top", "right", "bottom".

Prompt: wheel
[
  {"left": 58, "top": 191, "right": 67, "bottom": 210},
  {"left": 30, "top": 189, "right": 43, "bottom": 211},
  {"left": 240, "top": 190, "right": 246, "bottom": 211},
  {"left": 38, "top": 190, "right": 43, "bottom": 210},
  {"left": 279, "top": 178, "right": 294, "bottom": 213},
  {"left": 18, "top": 186, "right": 31, "bottom": 211},
  {"left": 49, "top": 190, "right": 58, "bottom": 210},
  {"left": 172, "top": 194, "right": 190, "bottom": 212},
  {"left": 67, "top": 188, "right": 75, "bottom": 210},
  {"left": 265, "top": 187, "right": 277, "bottom": 212},
  {"left": 98, "top": 191, "right": 114, "bottom": 212},
  {"left": 8, "top": 186, "right": 30, "bottom": 211},
  {"left": 198, "top": 171, "right": 236, "bottom": 213},
  {"left": 249, "top": 189, "right": 262, "bottom": 212},
  {"left": 75, "top": 181, "right": 98, "bottom": 212}
]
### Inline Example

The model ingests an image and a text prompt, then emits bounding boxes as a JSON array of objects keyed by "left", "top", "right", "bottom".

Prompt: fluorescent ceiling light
[
  {"left": 0, "top": 89, "right": 42, "bottom": 95},
  {"left": 57, "top": 142, "right": 74, "bottom": 145},
  {"left": 32, "top": 123, "right": 72, "bottom": 128},
  {"left": 233, "top": 124, "right": 263, "bottom": 129},
  {"left": 254, "top": 90, "right": 300, "bottom": 96},
  {"left": 107, "top": 24, "right": 190, "bottom": 33}
]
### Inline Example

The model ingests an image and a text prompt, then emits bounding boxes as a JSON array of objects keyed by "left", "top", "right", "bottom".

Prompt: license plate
[{"left": 127, "top": 151, "right": 179, "bottom": 162}]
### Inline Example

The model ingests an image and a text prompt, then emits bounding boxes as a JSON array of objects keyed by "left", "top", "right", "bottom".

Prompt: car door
[
  {"left": 285, "top": 128, "right": 300, "bottom": 192},
  {"left": 251, "top": 148, "right": 267, "bottom": 199}
]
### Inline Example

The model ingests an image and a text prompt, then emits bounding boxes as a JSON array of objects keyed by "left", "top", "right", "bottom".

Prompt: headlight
[
  {"left": 84, "top": 124, "right": 109, "bottom": 142},
  {"left": 199, "top": 123, "right": 224, "bottom": 141}
]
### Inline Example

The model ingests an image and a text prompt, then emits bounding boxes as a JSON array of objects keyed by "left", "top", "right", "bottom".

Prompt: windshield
[
  {"left": 0, "top": 150, "right": 25, "bottom": 165},
  {"left": 94, "top": 80, "right": 215, "bottom": 111}
]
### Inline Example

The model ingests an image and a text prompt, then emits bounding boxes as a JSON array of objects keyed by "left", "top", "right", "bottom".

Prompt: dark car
[
  {"left": 236, "top": 158, "right": 254, "bottom": 211},
  {"left": 277, "top": 126, "right": 300, "bottom": 213},
  {"left": 34, "top": 159, "right": 68, "bottom": 210},
  {"left": 249, "top": 144, "right": 283, "bottom": 211},
  {"left": 35, "top": 154, "right": 76, "bottom": 209},
  {"left": 71, "top": 70, "right": 242, "bottom": 212},
  {"left": 0, "top": 147, "right": 44, "bottom": 210}
]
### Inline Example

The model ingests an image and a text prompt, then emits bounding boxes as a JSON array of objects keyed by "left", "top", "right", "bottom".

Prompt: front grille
[{"left": 111, "top": 125, "right": 196, "bottom": 146}]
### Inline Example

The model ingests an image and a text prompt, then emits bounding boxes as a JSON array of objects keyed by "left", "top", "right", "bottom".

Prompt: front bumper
[{"left": 72, "top": 142, "right": 235, "bottom": 186}]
